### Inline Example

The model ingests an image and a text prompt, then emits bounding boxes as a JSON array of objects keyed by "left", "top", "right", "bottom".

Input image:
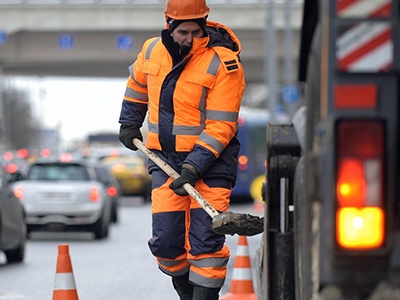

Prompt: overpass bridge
[{"left": 0, "top": 0, "right": 303, "bottom": 83}]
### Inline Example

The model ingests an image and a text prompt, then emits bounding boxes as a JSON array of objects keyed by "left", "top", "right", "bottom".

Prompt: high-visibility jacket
[{"left": 119, "top": 20, "right": 246, "bottom": 179}]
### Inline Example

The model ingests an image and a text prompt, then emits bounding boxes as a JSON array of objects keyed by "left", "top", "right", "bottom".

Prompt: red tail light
[
  {"left": 41, "top": 148, "right": 52, "bottom": 158},
  {"left": 90, "top": 186, "right": 100, "bottom": 202},
  {"left": 336, "top": 120, "right": 385, "bottom": 249},
  {"left": 7, "top": 163, "right": 18, "bottom": 174},
  {"left": 4, "top": 151, "right": 13, "bottom": 161},
  {"left": 238, "top": 155, "right": 248, "bottom": 171},
  {"left": 110, "top": 149, "right": 120, "bottom": 156},
  {"left": 17, "top": 148, "right": 30, "bottom": 159},
  {"left": 107, "top": 186, "right": 118, "bottom": 197},
  {"left": 59, "top": 153, "right": 73, "bottom": 162}
]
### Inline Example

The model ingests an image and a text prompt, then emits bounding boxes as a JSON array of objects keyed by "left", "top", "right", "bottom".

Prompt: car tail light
[
  {"left": 7, "top": 163, "right": 18, "bottom": 174},
  {"left": 3, "top": 151, "right": 13, "bottom": 161},
  {"left": 59, "top": 153, "right": 73, "bottom": 162},
  {"left": 107, "top": 186, "right": 118, "bottom": 197},
  {"left": 110, "top": 149, "right": 120, "bottom": 156},
  {"left": 336, "top": 120, "right": 385, "bottom": 249},
  {"left": 238, "top": 155, "right": 248, "bottom": 171},
  {"left": 90, "top": 186, "right": 100, "bottom": 202},
  {"left": 41, "top": 148, "right": 52, "bottom": 158},
  {"left": 14, "top": 185, "right": 24, "bottom": 200},
  {"left": 17, "top": 148, "right": 30, "bottom": 159}
]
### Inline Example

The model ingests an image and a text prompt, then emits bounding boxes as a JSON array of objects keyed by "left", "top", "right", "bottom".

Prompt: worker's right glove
[
  {"left": 118, "top": 124, "right": 143, "bottom": 151},
  {"left": 169, "top": 164, "right": 198, "bottom": 196}
]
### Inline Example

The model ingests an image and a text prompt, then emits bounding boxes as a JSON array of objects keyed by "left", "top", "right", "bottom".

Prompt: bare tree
[{"left": 2, "top": 87, "right": 40, "bottom": 149}]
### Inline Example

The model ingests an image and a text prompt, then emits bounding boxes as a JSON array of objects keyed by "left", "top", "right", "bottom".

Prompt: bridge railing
[{"left": 0, "top": 0, "right": 303, "bottom": 6}]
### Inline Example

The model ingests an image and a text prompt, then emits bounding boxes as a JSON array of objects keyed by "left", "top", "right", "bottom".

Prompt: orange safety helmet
[{"left": 165, "top": 0, "right": 210, "bottom": 20}]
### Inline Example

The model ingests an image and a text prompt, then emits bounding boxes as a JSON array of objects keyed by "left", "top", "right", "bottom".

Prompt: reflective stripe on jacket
[{"left": 119, "top": 20, "right": 246, "bottom": 177}]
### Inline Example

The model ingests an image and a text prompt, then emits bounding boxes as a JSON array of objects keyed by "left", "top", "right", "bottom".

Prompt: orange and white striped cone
[
  {"left": 52, "top": 244, "right": 79, "bottom": 300},
  {"left": 221, "top": 236, "right": 257, "bottom": 300}
]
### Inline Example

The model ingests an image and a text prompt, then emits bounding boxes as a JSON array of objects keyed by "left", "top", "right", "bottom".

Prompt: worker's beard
[{"left": 179, "top": 44, "right": 192, "bottom": 57}]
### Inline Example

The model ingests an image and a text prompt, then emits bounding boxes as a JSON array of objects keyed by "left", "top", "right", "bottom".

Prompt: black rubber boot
[
  {"left": 192, "top": 285, "right": 221, "bottom": 300},
  {"left": 172, "top": 273, "right": 193, "bottom": 300}
]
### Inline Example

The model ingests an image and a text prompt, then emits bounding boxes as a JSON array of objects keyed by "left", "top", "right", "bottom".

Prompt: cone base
[
  {"left": 253, "top": 202, "right": 264, "bottom": 212},
  {"left": 230, "top": 280, "right": 255, "bottom": 294},
  {"left": 220, "top": 292, "right": 257, "bottom": 300},
  {"left": 53, "top": 289, "right": 79, "bottom": 300}
]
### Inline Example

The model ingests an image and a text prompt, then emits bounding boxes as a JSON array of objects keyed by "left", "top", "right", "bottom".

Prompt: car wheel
[
  {"left": 92, "top": 214, "right": 109, "bottom": 240},
  {"left": 26, "top": 226, "right": 33, "bottom": 239},
  {"left": 111, "top": 202, "right": 118, "bottom": 223},
  {"left": 4, "top": 219, "right": 26, "bottom": 263}
]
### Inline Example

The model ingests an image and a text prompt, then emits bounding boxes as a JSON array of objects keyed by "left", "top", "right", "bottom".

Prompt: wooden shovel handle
[{"left": 133, "top": 138, "right": 219, "bottom": 218}]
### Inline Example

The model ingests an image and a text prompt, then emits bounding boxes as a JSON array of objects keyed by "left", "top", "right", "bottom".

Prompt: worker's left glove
[
  {"left": 169, "top": 164, "right": 198, "bottom": 196},
  {"left": 119, "top": 124, "right": 143, "bottom": 151}
]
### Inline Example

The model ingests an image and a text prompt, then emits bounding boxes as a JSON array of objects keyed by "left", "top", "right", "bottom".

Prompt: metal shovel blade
[{"left": 212, "top": 212, "right": 264, "bottom": 236}]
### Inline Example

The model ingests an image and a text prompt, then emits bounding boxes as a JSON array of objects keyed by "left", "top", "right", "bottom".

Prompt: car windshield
[
  {"left": 103, "top": 159, "right": 142, "bottom": 168},
  {"left": 27, "top": 164, "right": 90, "bottom": 181}
]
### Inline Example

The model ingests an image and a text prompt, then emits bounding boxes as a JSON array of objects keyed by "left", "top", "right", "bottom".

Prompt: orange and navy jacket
[{"left": 119, "top": 20, "right": 246, "bottom": 181}]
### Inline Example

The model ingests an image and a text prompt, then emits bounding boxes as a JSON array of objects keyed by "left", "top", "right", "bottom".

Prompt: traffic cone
[
  {"left": 253, "top": 199, "right": 264, "bottom": 213},
  {"left": 52, "top": 244, "right": 79, "bottom": 300},
  {"left": 221, "top": 236, "right": 257, "bottom": 299}
]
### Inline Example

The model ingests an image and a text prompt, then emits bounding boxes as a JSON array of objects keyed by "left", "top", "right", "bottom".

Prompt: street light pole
[
  {"left": 0, "top": 66, "right": 9, "bottom": 150},
  {"left": 284, "top": 0, "right": 294, "bottom": 86},
  {"left": 265, "top": 0, "right": 278, "bottom": 123}
]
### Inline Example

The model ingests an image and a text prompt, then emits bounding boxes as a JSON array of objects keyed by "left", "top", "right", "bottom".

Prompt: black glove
[
  {"left": 169, "top": 164, "right": 198, "bottom": 196},
  {"left": 119, "top": 124, "right": 143, "bottom": 151}
]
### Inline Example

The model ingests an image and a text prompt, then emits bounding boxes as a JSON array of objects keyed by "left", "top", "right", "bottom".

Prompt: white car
[{"left": 12, "top": 159, "right": 111, "bottom": 240}]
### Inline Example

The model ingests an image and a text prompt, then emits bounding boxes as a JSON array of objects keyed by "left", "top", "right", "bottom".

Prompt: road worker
[{"left": 118, "top": 0, "right": 245, "bottom": 299}]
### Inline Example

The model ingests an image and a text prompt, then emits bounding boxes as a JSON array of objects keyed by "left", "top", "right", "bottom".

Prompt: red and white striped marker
[
  {"left": 336, "top": 0, "right": 392, "bottom": 18},
  {"left": 336, "top": 22, "right": 393, "bottom": 72}
]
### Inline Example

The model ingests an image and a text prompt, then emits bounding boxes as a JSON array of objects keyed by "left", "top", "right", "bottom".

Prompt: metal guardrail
[{"left": 0, "top": 0, "right": 303, "bottom": 6}]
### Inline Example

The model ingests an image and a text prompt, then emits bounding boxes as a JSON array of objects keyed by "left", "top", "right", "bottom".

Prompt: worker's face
[{"left": 170, "top": 21, "right": 204, "bottom": 48}]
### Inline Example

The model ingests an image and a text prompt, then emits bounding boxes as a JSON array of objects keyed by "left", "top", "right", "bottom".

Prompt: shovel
[{"left": 133, "top": 138, "right": 264, "bottom": 236}]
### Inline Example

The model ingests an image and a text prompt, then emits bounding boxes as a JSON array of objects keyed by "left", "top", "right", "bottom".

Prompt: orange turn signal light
[{"left": 337, "top": 207, "right": 384, "bottom": 249}]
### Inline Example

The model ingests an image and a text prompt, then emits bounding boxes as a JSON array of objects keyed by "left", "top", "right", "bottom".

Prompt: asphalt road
[{"left": 0, "top": 196, "right": 263, "bottom": 300}]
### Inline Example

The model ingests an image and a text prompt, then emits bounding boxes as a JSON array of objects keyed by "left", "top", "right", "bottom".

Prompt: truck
[{"left": 257, "top": 0, "right": 400, "bottom": 299}]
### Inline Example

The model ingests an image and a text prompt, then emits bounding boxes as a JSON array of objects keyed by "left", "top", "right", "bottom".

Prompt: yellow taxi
[{"left": 101, "top": 155, "right": 152, "bottom": 202}]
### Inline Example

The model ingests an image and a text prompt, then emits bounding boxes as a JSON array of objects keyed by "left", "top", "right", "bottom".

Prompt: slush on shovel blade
[{"left": 212, "top": 212, "right": 264, "bottom": 236}]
